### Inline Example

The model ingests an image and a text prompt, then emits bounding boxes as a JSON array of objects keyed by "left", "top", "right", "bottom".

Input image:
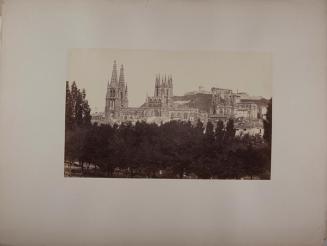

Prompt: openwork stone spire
[
  {"left": 119, "top": 64, "right": 125, "bottom": 86},
  {"left": 110, "top": 60, "right": 118, "bottom": 86}
]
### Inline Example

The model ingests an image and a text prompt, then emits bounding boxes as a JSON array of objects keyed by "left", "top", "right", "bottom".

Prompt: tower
[
  {"left": 154, "top": 74, "right": 161, "bottom": 97},
  {"left": 168, "top": 75, "right": 173, "bottom": 97},
  {"left": 105, "top": 61, "right": 128, "bottom": 120},
  {"left": 153, "top": 74, "right": 173, "bottom": 107},
  {"left": 118, "top": 64, "right": 128, "bottom": 108}
]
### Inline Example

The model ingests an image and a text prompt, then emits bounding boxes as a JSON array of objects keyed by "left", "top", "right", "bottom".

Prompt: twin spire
[
  {"left": 109, "top": 60, "right": 125, "bottom": 87},
  {"left": 106, "top": 60, "right": 129, "bottom": 109}
]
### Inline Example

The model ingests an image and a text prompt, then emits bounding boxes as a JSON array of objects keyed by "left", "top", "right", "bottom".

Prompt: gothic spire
[
  {"left": 107, "top": 76, "right": 110, "bottom": 88},
  {"left": 169, "top": 75, "right": 173, "bottom": 87},
  {"left": 155, "top": 74, "right": 161, "bottom": 87},
  {"left": 164, "top": 74, "right": 168, "bottom": 87},
  {"left": 110, "top": 60, "right": 118, "bottom": 86},
  {"left": 119, "top": 64, "right": 125, "bottom": 87}
]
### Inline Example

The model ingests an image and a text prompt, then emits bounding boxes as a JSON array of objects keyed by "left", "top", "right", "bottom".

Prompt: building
[
  {"left": 234, "top": 102, "right": 258, "bottom": 120},
  {"left": 208, "top": 88, "right": 268, "bottom": 136},
  {"left": 235, "top": 92, "right": 268, "bottom": 119},
  {"left": 210, "top": 88, "right": 237, "bottom": 121},
  {"left": 209, "top": 88, "right": 267, "bottom": 122},
  {"left": 92, "top": 60, "right": 269, "bottom": 136},
  {"left": 91, "top": 111, "right": 105, "bottom": 122},
  {"left": 105, "top": 60, "right": 128, "bottom": 119},
  {"left": 100, "top": 61, "right": 204, "bottom": 125}
]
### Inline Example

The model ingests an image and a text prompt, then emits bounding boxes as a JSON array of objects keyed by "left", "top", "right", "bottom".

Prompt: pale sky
[{"left": 68, "top": 49, "right": 272, "bottom": 112}]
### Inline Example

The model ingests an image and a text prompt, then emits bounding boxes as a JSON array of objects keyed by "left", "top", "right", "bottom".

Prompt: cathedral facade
[{"left": 105, "top": 60, "right": 128, "bottom": 119}]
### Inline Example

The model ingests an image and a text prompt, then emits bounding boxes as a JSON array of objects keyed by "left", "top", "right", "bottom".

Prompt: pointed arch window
[{"left": 110, "top": 89, "right": 115, "bottom": 97}]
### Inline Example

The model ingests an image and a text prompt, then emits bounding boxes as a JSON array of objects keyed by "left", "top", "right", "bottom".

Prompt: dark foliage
[
  {"left": 65, "top": 119, "right": 270, "bottom": 180},
  {"left": 65, "top": 81, "right": 91, "bottom": 129},
  {"left": 263, "top": 98, "right": 272, "bottom": 146},
  {"left": 65, "top": 81, "right": 92, "bottom": 172}
]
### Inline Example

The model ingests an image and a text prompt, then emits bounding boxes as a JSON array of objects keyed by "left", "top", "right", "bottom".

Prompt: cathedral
[
  {"left": 92, "top": 60, "right": 267, "bottom": 136},
  {"left": 103, "top": 60, "right": 202, "bottom": 124}
]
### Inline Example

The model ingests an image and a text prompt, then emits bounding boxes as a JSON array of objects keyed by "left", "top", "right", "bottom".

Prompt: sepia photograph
[
  {"left": 2, "top": 1, "right": 327, "bottom": 245},
  {"left": 65, "top": 49, "right": 272, "bottom": 179}
]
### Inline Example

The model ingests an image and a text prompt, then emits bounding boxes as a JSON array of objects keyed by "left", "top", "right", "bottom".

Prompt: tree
[
  {"left": 226, "top": 118, "right": 236, "bottom": 141},
  {"left": 65, "top": 81, "right": 74, "bottom": 130},
  {"left": 215, "top": 120, "right": 224, "bottom": 144},
  {"left": 205, "top": 121, "right": 215, "bottom": 143},
  {"left": 195, "top": 119, "right": 204, "bottom": 133},
  {"left": 81, "top": 89, "right": 91, "bottom": 126},
  {"left": 70, "top": 81, "right": 79, "bottom": 121},
  {"left": 75, "top": 89, "right": 84, "bottom": 126},
  {"left": 65, "top": 104, "right": 270, "bottom": 179},
  {"left": 64, "top": 127, "right": 88, "bottom": 176},
  {"left": 66, "top": 81, "right": 92, "bottom": 129},
  {"left": 240, "top": 145, "right": 268, "bottom": 179},
  {"left": 65, "top": 81, "right": 92, "bottom": 175},
  {"left": 263, "top": 98, "right": 272, "bottom": 146}
]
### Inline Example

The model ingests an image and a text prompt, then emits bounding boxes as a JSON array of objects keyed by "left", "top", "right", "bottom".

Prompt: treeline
[
  {"left": 65, "top": 120, "right": 271, "bottom": 179},
  {"left": 64, "top": 83, "right": 272, "bottom": 179},
  {"left": 65, "top": 81, "right": 91, "bottom": 130}
]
